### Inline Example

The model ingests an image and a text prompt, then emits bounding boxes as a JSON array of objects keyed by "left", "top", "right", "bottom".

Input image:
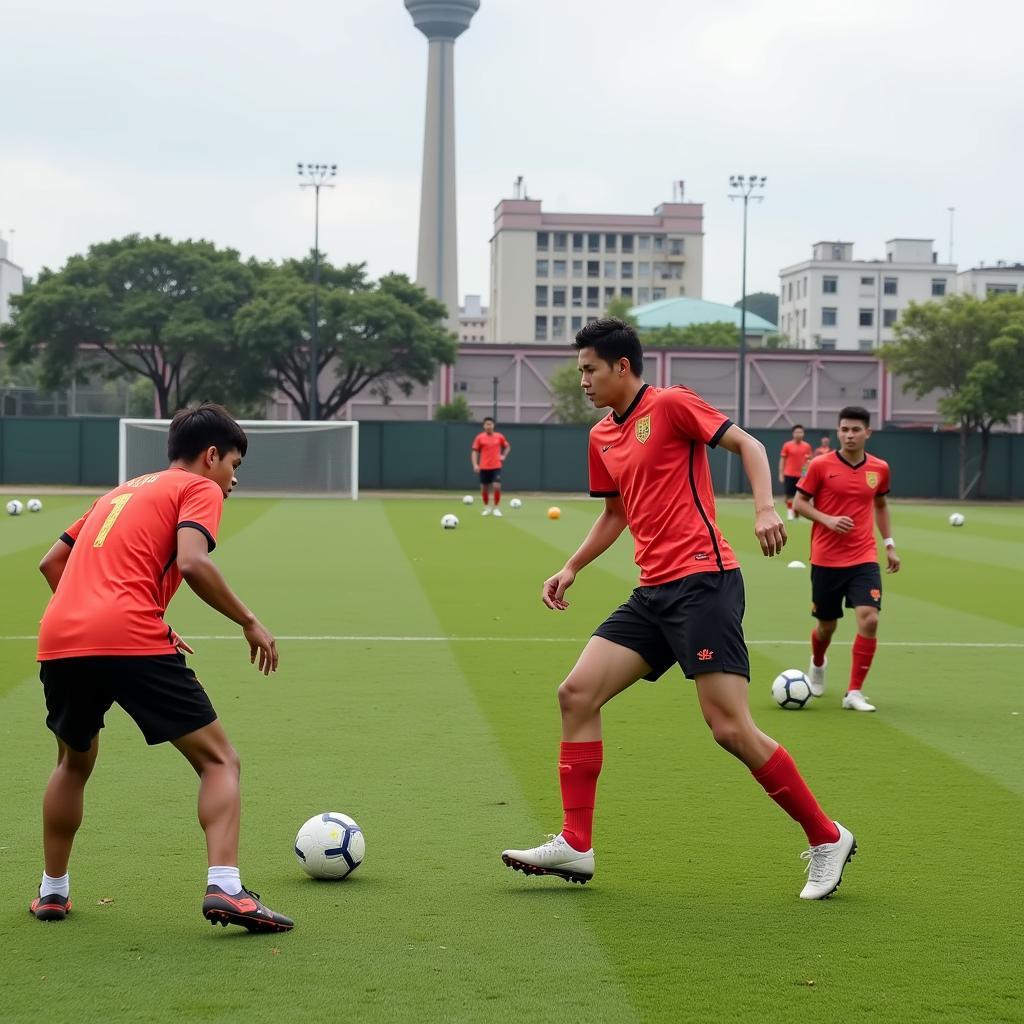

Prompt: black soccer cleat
[
  {"left": 202, "top": 885, "right": 294, "bottom": 933},
  {"left": 30, "top": 893, "right": 72, "bottom": 921}
]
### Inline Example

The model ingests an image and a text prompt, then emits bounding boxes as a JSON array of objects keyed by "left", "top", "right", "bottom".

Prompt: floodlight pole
[{"left": 298, "top": 162, "right": 337, "bottom": 419}]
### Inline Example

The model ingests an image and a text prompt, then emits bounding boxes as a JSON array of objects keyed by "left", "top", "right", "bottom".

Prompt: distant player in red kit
[
  {"left": 794, "top": 406, "right": 901, "bottom": 712},
  {"left": 779, "top": 425, "right": 813, "bottom": 521},
  {"left": 471, "top": 417, "right": 511, "bottom": 517},
  {"left": 501, "top": 318, "right": 856, "bottom": 900},
  {"left": 814, "top": 435, "right": 833, "bottom": 458}
]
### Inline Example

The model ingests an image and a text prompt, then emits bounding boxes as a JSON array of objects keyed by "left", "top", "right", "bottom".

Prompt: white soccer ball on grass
[
  {"left": 772, "top": 669, "right": 812, "bottom": 710},
  {"left": 509, "top": 498, "right": 522, "bottom": 509},
  {"left": 948, "top": 512, "right": 965, "bottom": 527},
  {"left": 462, "top": 495, "right": 474, "bottom": 505},
  {"left": 5, "top": 500, "right": 24, "bottom": 516},
  {"left": 27, "top": 498, "right": 43, "bottom": 513},
  {"left": 294, "top": 812, "right": 365, "bottom": 880},
  {"left": 441, "top": 513, "right": 459, "bottom": 530}
]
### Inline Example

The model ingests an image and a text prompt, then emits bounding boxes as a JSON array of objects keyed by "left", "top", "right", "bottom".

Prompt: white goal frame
[{"left": 118, "top": 419, "right": 360, "bottom": 500}]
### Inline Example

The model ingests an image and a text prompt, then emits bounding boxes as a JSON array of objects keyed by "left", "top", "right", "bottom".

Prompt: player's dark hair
[
  {"left": 482, "top": 416, "right": 495, "bottom": 425},
  {"left": 838, "top": 406, "right": 870, "bottom": 427},
  {"left": 793, "top": 424, "right": 804, "bottom": 431},
  {"left": 573, "top": 317, "right": 643, "bottom": 376},
  {"left": 167, "top": 403, "right": 248, "bottom": 461}
]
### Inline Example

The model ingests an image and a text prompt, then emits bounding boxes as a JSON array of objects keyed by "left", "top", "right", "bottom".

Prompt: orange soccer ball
[{"left": 547, "top": 506, "right": 561, "bottom": 520}]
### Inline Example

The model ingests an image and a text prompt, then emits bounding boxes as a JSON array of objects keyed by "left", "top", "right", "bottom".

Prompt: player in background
[
  {"left": 471, "top": 417, "right": 511, "bottom": 517},
  {"left": 794, "top": 406, "right": 900, "bottom": 712},
  {"left": 779, "top": 425, "right": 813, "bottom": 521},
  {"left": 30, "top": 403, "right": 293, "bottom": 932},
  {"left": 814, "top": 435, "right": 833, "bottom": 458},
  {"left": 501, "top": 318, "right": 856, "bottom": 901}
]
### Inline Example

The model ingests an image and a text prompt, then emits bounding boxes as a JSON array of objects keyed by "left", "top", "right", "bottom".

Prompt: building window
[
  {"left": 883, "top": 308, "right": 898, "bottom": 327},
  {"left": 822, "top": 307, "right": 837, "bottom": 326},
  {"left": 831, "top": 245, "right": 844, "bottom": 260},
  {"left": 551, "top": 233, "right": 566, "bottom": 253},
  {"left": 653, "top": 235, "right": 665, "bottom": 252},
  {"left": 931, "top": 278, "right": 946, "bottom": 296},
  {"left": 638, "top": 287, "right": 650, "bottom": 303},
  {"left": 861, "top": 276, "right": 874, "bottom": 286},
  {"left": 536, "top": 260, "right": 549, "bottom": 278},
  {"left": 571, "top": 286, "right": 582, "bottom": 308},
  {"left": 621, "top": 234, "right": 635, "bottom": 253},
  {"left": 572, "top": 260, "right": 583, "bottom": 277},
  {"left": 653, "top": 287, "right": 666, "bottom": 300},
  {"left": 535, "top": 285, "right": 548, "bottom": 306},
  {"left": 604, "top": 260, "right": 617, "bottom": 278},
  {"left": 859, "top": 308, "right": 874, "bottom": 327},
  {"left": 802, "top": 309, "right": 807, "bottom": 327},
  {"left": 668, "top": 238, "right": 684, "bottom": 256},
  {"left": 638, "top": 235, "right": 651, "bottom": 251},
  {"left": 551, "top": 260, "right": 566, "bottom": 279},
  {"left": 788, "top": 282, "right": 794, "bottom": 301},
  {"left": 604, "top": 233, "right": 617, "bottom": 251},
  {"left": 987, "top": 283, "right": 1019, "bottom": 294},
  {"left": 586, "top": 286, "right": 599, "bottom": 308},
  {"left": 603, "top": 287, "right": 615, "bottom": 304},
  {"left": 883, "top": 277, "right": 898, "bottom": 295},
  {"left": 552, "top": 287, "right": 566, "bottom": 307},
  {"left": 571, "top": 316, "right": 582, "bottom": 331},
  {"left": 820, "top": 339, "right": 837, "bottom": 350},
  {"left": 621, "top": 261, "right": 634, "bottom": 279},
  {"left": 551, "top": 315, "right": 566, "bottom": 339},
  {"left": 823, "top": 276, "right": 838, "bottom": 294},
  {"left": 587, "top": 260, "right": 600, "bottom": 278},
  {"left": 587, "top": 233, "right": 600, "bottom": 252},
  {"left": 534, "top": 316, "right": 547, "bottom": 341},
  {"left": 572, "top": 233, "right": 584, "bottom": 253},
  {"left": 859, "top": 339, "right": 874, "bottom": 351},
  {"left": 536, "top": 232, "right": 549, "bottom": 250},
  {"left": 621, "top": 286, "right": 633, "bottom": 301},
  {"left": 638, "top": 261, "right": 650, "bottom": 277}
]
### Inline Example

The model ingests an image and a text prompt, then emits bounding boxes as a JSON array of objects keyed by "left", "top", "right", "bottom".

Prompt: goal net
[{"left": 119, "top": 419, "right": 359, "bottom": 499}]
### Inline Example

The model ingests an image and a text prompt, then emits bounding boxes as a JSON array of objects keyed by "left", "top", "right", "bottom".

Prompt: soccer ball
[
  {"left": 294, "top": 812, "right": 365, "bottom": 880},
  {"left": 462, "top": 495, "right": 474, "bottom": 505},
  {"left": 5, "top": 500, "right": 24, "bottom": 516},
  {"left": 509, "top": 498, "right": 522, "bottom": 510},
  {"left": 27, "top": 499, "right": 43, "bottom": 513},
  {"left": 547, "top": 506, "right": 561, "bottom": 520},
  {"left": 441, "top": 513, "right": 459, "bottom": 530},
  {"left": 772, "top": 669, "right": 812, "bottom": 710},
  {"left": 948, "top": 512, "right": 965, "bottom": 527}
]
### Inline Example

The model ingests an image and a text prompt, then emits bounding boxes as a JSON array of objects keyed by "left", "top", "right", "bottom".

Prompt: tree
[
  {"left": 234, "top": 259, "right": 456, "bottom": 420},
  {"left": 734, "top": 291, "right": 778, "bottom": 324},
  {"left": 3, "top": 235, "right": 260, "bottom": 416},
  {"left": 549, "top": 361, "right": 600, "bottom": 424},
  {"left": 642, "top": 321, "right": 739, "bottom": 349},
  {"left": 434, "top": 395, "right": 474, "bottom": 421},
  {"left": 881, "top": 294, "right": 1024, "bottom": 497},
  {"left": 604, "top": 296, "right": 638, "bottom": 324}
]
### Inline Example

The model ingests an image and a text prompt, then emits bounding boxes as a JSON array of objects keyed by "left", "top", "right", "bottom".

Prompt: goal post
[{"left": 118, "top": 419, "right": 359, "bottom": 499}]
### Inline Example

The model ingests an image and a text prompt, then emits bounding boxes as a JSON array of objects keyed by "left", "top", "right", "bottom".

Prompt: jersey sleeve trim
[
  {"left": 178, "top": 521, "right": 217, "bottom": 552},
  {"left": 589, "top": 490, "right": 620, "bottom": 498},
  {"left": 59, "top": 532, "right": 75, "bottom": 548},
  {"left": 708, "top": 419, "right": 732, "bottom": 449},
  {"left": 795, "top": 486, "right": 814, "bottom": 497}
]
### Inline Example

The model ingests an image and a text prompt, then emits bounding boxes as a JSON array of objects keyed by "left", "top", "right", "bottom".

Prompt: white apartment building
[
  {"left": 778, "top": 239, "right": 955, "bottom": 351},
  {"left": 458, "top": 294, "right": 489, "bottom": 343},
  {"left": 488, "top": 196, "right": 704, "bottom": 343},
  {"left": 0, "top": 235, "right": 24, "bottom": 325},
  {"left": 956, "top": 262, "right": 1024, "bottom": 297}
]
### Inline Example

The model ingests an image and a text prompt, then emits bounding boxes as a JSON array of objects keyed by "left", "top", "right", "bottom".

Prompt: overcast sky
[{"left": 3, "top": 0, "right": 1022, "bottom": 311}]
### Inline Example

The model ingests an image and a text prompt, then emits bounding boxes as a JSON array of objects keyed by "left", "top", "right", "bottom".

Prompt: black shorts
[
  {"left": 593, "top": 569, "right": 750, "bottom": 681},
  {"left": 39, "top": 654, "right": 218, "bottom": 753},
  {"left": 479, "top": 468, "right": 501, "bottom": 485},
  {"left": 783, "top": 475, "right": 801, "bottom": 499},
  {"left": 810, "top": 562, "right": 882, "bottom": 621}
]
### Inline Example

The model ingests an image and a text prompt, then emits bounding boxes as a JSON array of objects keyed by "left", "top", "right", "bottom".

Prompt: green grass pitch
[{"left": 0, "top": 493, "right": 1021, "bottom": 1023}]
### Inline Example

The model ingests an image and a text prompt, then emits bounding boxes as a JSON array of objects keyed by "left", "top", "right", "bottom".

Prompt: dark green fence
[{"left": 1, "top": 417, "right": 1022, "bottom": 499}]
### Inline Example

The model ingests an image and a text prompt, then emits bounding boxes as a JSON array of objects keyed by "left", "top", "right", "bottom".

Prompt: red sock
[
  {"left": 811, "top": 628, "right": 831, "bottom": 668},
  {"left": 786, "top": 499, "right": 793, "bottom": 511},
  {"left": 481, "top": 488, "right": 489, "bottom": 505},
  {"left": 752, "top": 746, "right": 839, "bottom": 847},
  {"left": 559, "top": 741, "right": 602, "bottom": 852},
  {"left": 493, "top": 489, "right": 501, "bottom": 507},
  {"left": 849, "top": 634, "right": 877, "bottom": 691}
]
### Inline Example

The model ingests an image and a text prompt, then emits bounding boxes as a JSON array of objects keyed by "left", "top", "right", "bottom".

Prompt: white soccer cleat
[
  {"left": 481, "top": 508, "right": 491, "bottom": 516},
  {"left": 842, "top": 690, "right": 876, "bottom": 712},
  {"left": 501, "top": 834, "right": 595, "bottom": 884},
  {"left": 808, "top": 657, "right": 827, "bottom": 697},
  {"left": 799, "top": 822, "right": 857, "bottom": 899},
  {"left": 786, "top": 508, "right": 795, "bottom": 521},
  {"left": 492, "top": 507, "right": 503, "bottom": 517}
]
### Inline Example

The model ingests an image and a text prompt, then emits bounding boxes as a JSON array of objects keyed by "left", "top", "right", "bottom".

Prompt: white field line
[{"left": 2, "top": 635, "right": 1022, "bottom": 648}]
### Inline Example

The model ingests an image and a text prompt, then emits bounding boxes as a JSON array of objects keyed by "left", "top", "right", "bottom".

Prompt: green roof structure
[{"left": 630, "top": 296, "right": 777, "bottom": 334}]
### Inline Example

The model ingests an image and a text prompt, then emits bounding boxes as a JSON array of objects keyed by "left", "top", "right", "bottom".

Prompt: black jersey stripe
[{"left": 687, "top": 439, "right": 724, "bottom": 572}]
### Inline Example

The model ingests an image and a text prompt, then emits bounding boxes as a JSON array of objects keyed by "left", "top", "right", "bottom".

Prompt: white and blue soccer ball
[
  {"left": 294, "top": 812, "right": 365, "bottom": 880},
  {"left": 509, "top": 498, "right": 522, "bottom": 510},
  {"left": 948, "top": 512, "right": 965, "bottom": 527},
  {"left": 772, "top": 669, "right": 812, "bottom": 710},
  {"left": 441, "top": 513, "right": 459, "bottom": 530},
  {"left": 5, "top": 500, "right": 24, "bottom": 516},
  {"left": 27, "top": 498, "right": 43, "bottom": 513},
  {"left": 462, "top": 495, "right": 474, "bottom": 505}
]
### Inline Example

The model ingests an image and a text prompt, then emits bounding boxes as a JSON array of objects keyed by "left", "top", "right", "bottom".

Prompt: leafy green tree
[
  {"left": 434, "top": 395, "right": 474, "bottom": 421},
  {"left": 881, "top": 294, "right": 1024, "bottom": 497},
  {"left": 604, "top": 296, "right": 638, "bottom": 324},
  {"left": 642, "top": 321, "right": 739, "bottom": 349},
  {"left": 733, "top": 291, "right": 778, "bottom": 324},
  {"left": 3, "top": 235, "right": 259, "bottom": 416},
  {"left": 235, "top": 260, "right": 456, "bottom": 420},
  {"left": 549, "top": 361, "right": 600, "bottom": 424}
]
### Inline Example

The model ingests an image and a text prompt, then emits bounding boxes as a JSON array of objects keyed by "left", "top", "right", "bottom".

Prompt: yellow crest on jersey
[
  {"left": 635, "top": 415, "right": 651, "bottom": 444},
  {"left": 865, "top": 471, "right": 879, "bottom": 489}
]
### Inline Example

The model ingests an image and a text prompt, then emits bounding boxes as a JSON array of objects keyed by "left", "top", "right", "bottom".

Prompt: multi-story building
[
  {"left": 488, "top": 195, "right": 704, "bottom": 343},
  {"left": 956, "top": 262, "right": 1024, "bottom": 297},
  {"left": 458, "top": 294, "right": 489, "bottom": 343},
  {"left": 0, "top": 235, "right": 24, "bottom": 325},
  {"left": 778, "top": 239, "right": 955, "bottom": 351}
]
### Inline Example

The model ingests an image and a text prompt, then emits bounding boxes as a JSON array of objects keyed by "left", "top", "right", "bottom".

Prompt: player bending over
[
  {"left": 30, "top": 403, "right": 293, "bottom": 932},
  {"left": 501, "top": 318, "right": 856, "bottom": 900},
  {"left": 794, "top": 406, "right": 900, "bottom": 712},
  {"left": 471, "top": 417, "right": 511, "bottom": 516}
]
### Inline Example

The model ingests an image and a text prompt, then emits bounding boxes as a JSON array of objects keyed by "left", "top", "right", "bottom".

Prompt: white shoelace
[{"left": 800, "top": 845, "right": 836, "bottom": 883}]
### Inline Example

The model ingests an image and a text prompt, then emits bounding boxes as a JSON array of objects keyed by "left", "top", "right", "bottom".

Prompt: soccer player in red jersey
[
  {"left": 779, "top": 425, "right": 813, "bottom": 521},
  {"left": 501, "top": 319, "right": 856, "bottom": 900},
  {"left": 814, "top": 435, "right": 833, "bottom": 458},
  {"left": 794, "top": 406, "right": 900, "bottom": 712},
  {"left": 471, "top": 417, "right": 511, "bottom": 517},
  {"left": 29, "top": 404, "right": 293, "bottom": 931}
]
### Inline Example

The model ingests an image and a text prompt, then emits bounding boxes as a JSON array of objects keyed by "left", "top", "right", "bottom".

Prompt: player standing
[
  {"left": 471, "top": 417, "right": 511, "bottom": 517},
  {"left": 779, "top": 425, "right": 813, "bottom": 521},
  {"left": 30, "top": 403, "right": 293, "bottom": 932},
  {"left": 501, "top": 318, "right": 856, "bottom": 900},
  {"left": 814, "top": 435, "right": 833, "bottom": 458},
  {"left": 793, "top": 406, "right": 900, "bottom": 712}
]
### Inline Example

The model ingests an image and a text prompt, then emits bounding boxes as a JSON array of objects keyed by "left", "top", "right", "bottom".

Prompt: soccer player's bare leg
[{"left": 42, "top": 736, "right": 99, "bottom": 877}]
